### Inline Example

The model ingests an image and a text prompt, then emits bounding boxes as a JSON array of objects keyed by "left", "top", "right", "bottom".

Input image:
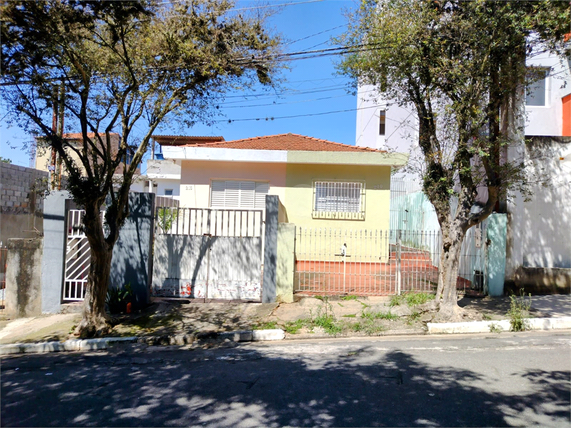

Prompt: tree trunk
[
  {"left": 435, "top": 228, "right": 466, "bottom": 321},
  {"left": 75, "top": 204, "right": 115, "bottom": 338}
]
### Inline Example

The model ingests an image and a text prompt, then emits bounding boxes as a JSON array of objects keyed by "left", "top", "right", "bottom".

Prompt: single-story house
[{"left": 157, "top": 133, "right": 408, "bottom": 232}]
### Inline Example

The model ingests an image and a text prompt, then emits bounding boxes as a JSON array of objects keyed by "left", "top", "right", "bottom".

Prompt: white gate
[
  {"left": 152, "top": 208, "right": 264, "bottom": 300},
  {"left": 63, "top": 209, "right": 90, "bottom": 301}
]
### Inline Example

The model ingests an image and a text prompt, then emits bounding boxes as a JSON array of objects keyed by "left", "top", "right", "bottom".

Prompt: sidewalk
[{"left": 0, "top": 293, "right": 570, "bottom": 355}]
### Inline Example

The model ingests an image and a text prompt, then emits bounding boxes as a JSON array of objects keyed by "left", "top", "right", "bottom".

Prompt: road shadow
[{"left": 1, "top": 343, "right": 569, "bottom": 427}]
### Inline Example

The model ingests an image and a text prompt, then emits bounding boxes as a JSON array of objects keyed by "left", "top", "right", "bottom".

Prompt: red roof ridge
[{"left": 180, "top": 133, "right": 385, "bottom": 152}]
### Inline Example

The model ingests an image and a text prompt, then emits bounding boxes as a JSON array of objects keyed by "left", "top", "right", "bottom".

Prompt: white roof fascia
[
  {"left": 163, "top": 146, "right": 287, "bottom": 163},
  {"left": 146, "top": 173, "right": 181, "bottom": 180}
]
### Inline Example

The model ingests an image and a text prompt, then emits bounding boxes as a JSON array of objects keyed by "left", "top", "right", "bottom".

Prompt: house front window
[
  {"left": 313, "top": 181, "right": 365, "bottom": 220},
  {"left": 526, "top": 68, "right": 549, "bottom": 107},
  {"left": 164, "top": 189, "right": 173, "bottom": 196},
  {"left": 210, "top": 180, "right": 269, "bottom": 209}
]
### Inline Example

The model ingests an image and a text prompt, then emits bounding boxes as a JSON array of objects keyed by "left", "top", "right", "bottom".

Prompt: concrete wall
[
  {"left": 506, "top": 136, "right": 571, "bottom": 293},
  {"left": 276, "top": 223, "right": 295, "bottom": 303},
  {"left": 109, "top": 193, "right": 155, "bottom": 309},
  {"left": 0, "top": 163, "right": 48, "bottom": 244},
  {"left": 5, "top": 238, "right": 43, "bottom": 317},
  {"left": 41, "top": 191, "right": 154, "bottom": 313}
]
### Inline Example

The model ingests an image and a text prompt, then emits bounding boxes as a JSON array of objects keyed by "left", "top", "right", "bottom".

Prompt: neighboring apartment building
[
  {"left": 34, "top": 132, "right": 146, "bottom": 191},
  {"left": 355, "top": 48, "right": 571, "bottom": 292}
]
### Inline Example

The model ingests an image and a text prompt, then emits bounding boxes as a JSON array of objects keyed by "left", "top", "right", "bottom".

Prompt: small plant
[
  {"left": 361, "top": 309, "right": 398, "bottom": 321},
  {"left": 254, "top": 321, "right": 278, "bottom": 330},
  {"left": 282, "top": 319, "right": 308, "bottom": 334},
  {"left": 340, "top": 295, "right": 359, "bottom": 301},
  {"left": 106, "top": 283, "right": 133, "bottom": 314},
  {"left": 482, "top": 314, "right": 492, "bottom": 321},
  {"left": 389, "top": 294, "right": 405, "bottom": 307},
  {"left": 342, "top": 314, "right": 357, "bottom": 318},
  {"left": 489, "top": 323, "right": 502, "bottom": 333},
  {"left": 407, "top": 311, "right": 421, "bottom": 325},
  {"left": 157, "top": 208, "right": 176, "bottom": 232},
  {"left": 405, "top": 292, "right": 435, "bottom": 306},
  {"left": 508, "top": 289, "right": 531, "bottom": 332}
]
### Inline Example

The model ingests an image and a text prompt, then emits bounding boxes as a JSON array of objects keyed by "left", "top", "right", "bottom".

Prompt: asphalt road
[{"left": 1, "top": 332, "right": 570, "bottom": 427}]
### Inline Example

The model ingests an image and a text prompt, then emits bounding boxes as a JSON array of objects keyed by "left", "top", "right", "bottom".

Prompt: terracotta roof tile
[{"left": 178, "top": 133, "right": 384, "bottom": 152}]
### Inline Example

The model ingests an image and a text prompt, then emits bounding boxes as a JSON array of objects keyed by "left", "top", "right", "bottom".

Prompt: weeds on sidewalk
[
  {"left": 390, "top": 292, "right": 435, "bottom": 308},
  {"left": 508, "top": 289, "right": 531, "bottom": 332}
]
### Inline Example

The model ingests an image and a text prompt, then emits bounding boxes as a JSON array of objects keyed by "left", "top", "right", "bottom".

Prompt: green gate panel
[{"left": 486, "top": 213, "right": 507, "bottom": 296}]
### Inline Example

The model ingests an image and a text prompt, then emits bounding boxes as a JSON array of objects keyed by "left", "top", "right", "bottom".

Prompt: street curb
[
  {"left": 0, "top": 337, "right": 138, "bottom": 355},
  {"left": 0, "top": 329, "right": 286, "bottom": 356},
  {"left": 427, "top": 316, "right": 571, "bottom": 334}
]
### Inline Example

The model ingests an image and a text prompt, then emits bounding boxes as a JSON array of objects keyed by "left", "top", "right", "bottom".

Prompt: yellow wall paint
[{"left": 284, "top": 163, "right": 392, "bottom": 231}]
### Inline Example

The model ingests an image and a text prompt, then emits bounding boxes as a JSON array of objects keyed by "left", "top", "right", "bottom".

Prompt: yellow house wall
[
  {"left": 284, "top": 163, "right": 392, "bottom": 230},
  {"left": 179, "top": 160, "right": 286, "bottom": 208}
]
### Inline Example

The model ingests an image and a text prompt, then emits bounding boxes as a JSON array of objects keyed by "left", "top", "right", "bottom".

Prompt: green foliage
[
  {"left": 106, "top": 283, "right": 133, "bottom": 315},
  {"left": 489, "top": 323, "right": 502, "bottom": 334},
  {"left": 254, "top": 321, "right": 278, "bottom": 330},
  {"left": 405, "top": 292, "right": 435, "bottom": 307},
  {"left": 157, "top": 208, "right": 176, "bottom": 232},
  {"left": 0, "top": 157, "right": 11, "bottom": 164},
  {"left": 508, "top": 289, "right": 532, "bottom": 332},
  {"left": 407, "top": 311, "right": 421, "bottom": 325},
  {"left": 390, "top": 292, "right": 434, "bottom": 307},
  {"left": 283, "top": 319, "right": 308, "bottom": 334},
  {"left": 361, "top": 309, "right": 398, "bottom": 321},
  {"left": 340, "top": 295, "right": 359, "bottom": 301},
  {"left": 389, "top": 294, "right": 405, "bottom": 307}
]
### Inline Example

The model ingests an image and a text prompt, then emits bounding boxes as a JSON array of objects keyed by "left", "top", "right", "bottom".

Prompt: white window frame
[
  {"left": 525, "top": 67, "right": 550, "bottom": 107},
  {"left": 210, "top": 180, "right": 269, "bottom": 209},
  {"left": 312, "top": 181, "right": 365, "bottom": 220}
]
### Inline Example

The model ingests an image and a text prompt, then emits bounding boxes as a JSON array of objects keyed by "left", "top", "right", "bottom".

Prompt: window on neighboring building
[
  {"left": 313, "top": 181, "right": 365, "bottom": 219},
  {"left": 210, "top": 180, "right": 269, "bottom": 209},
  {"left": 164, "top": 189, "right": 173, "bottom": 196},
  {"left": 526, "top": 68, "right": 549, "bottom": 106},
  {"left": 379, "top": 110, "right": 386, "bottom": 136}
]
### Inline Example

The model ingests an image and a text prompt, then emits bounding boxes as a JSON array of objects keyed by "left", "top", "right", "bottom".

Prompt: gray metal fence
[{"left": 294, "top": 227, "right": 486, "bottom": 296}]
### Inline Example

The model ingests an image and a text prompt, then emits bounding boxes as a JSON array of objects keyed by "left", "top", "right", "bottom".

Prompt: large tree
[
  {"left": 338, "top": 0, "right": 569, "bottom": 319},
  {"left": 1, "top": 0, "right": 280, "bottom": 336}
]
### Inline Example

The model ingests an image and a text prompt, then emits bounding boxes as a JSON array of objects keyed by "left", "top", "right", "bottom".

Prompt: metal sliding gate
[
  {"left": 63, "top": 209, "right": 91, "bottom": 301},
  {"left": 294, "top": 227, "right": 487, "bottom": 296},
  {"left": 152, "top": 207, "right": 264, "bottom": 300}
]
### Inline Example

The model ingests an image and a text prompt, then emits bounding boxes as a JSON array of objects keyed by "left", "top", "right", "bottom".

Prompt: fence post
[{"left": 396, "top": 230, "right": 402, "bottom": 295}]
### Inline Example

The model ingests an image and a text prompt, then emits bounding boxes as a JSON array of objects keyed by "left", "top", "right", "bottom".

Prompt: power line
[{"left": 219, "top": 104, "right": 378, "bottom": 123}]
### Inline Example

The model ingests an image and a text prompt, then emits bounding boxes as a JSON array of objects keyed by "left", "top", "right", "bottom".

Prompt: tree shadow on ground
[{"left": 1, "top": 343, "right": 569, "bottom": 427}]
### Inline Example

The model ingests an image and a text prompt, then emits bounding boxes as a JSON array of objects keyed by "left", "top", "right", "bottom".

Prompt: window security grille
[
  {"left": 313, "top": 181, "right": 365, "bottom": 220},
  {"left": 211, "top": 180, "right": 269, "bottom": 209}
]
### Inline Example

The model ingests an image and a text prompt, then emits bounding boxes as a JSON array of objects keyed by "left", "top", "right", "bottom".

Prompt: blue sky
[{"left": 0, "top": 0, "right": 360, "bottom": 168}]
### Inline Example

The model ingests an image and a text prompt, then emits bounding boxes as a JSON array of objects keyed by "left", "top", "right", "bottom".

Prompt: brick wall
[{"left": 0, "top": 163, "right": 49, "bottom": 242}]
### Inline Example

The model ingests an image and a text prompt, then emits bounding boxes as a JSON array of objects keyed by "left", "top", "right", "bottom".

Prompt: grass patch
[
  {"left": 340, "top": 295, "right": 359, "bottom": 301},
  {"left": 283, "top": 319, "right": 308, "bottom": 334},
  {"left": 361, "top": 309, "right": 398, "bottom": 321},
  {"left": 405, "top": 292, "right": 435, "bottom": 306},
  {"left": 254, "top": 321, "right": 278, "bottom": 330},
  {"left": 389, "top": 294, "right": 405, "bottom": 307},
  {"left": 489, "top": 323, "right": 502, "bottom": 333},
  {"left": 350, "top": 319, "right": 386, "bottom": 335},
  {"left": 390, "top": 292, "right": 435, "bottom": 307},
  {"left": 342, "top": 314, "right": 357, "bottom": 318},
  {"left": 482, "top": 314, "right": 492, "bottom": 321}
]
